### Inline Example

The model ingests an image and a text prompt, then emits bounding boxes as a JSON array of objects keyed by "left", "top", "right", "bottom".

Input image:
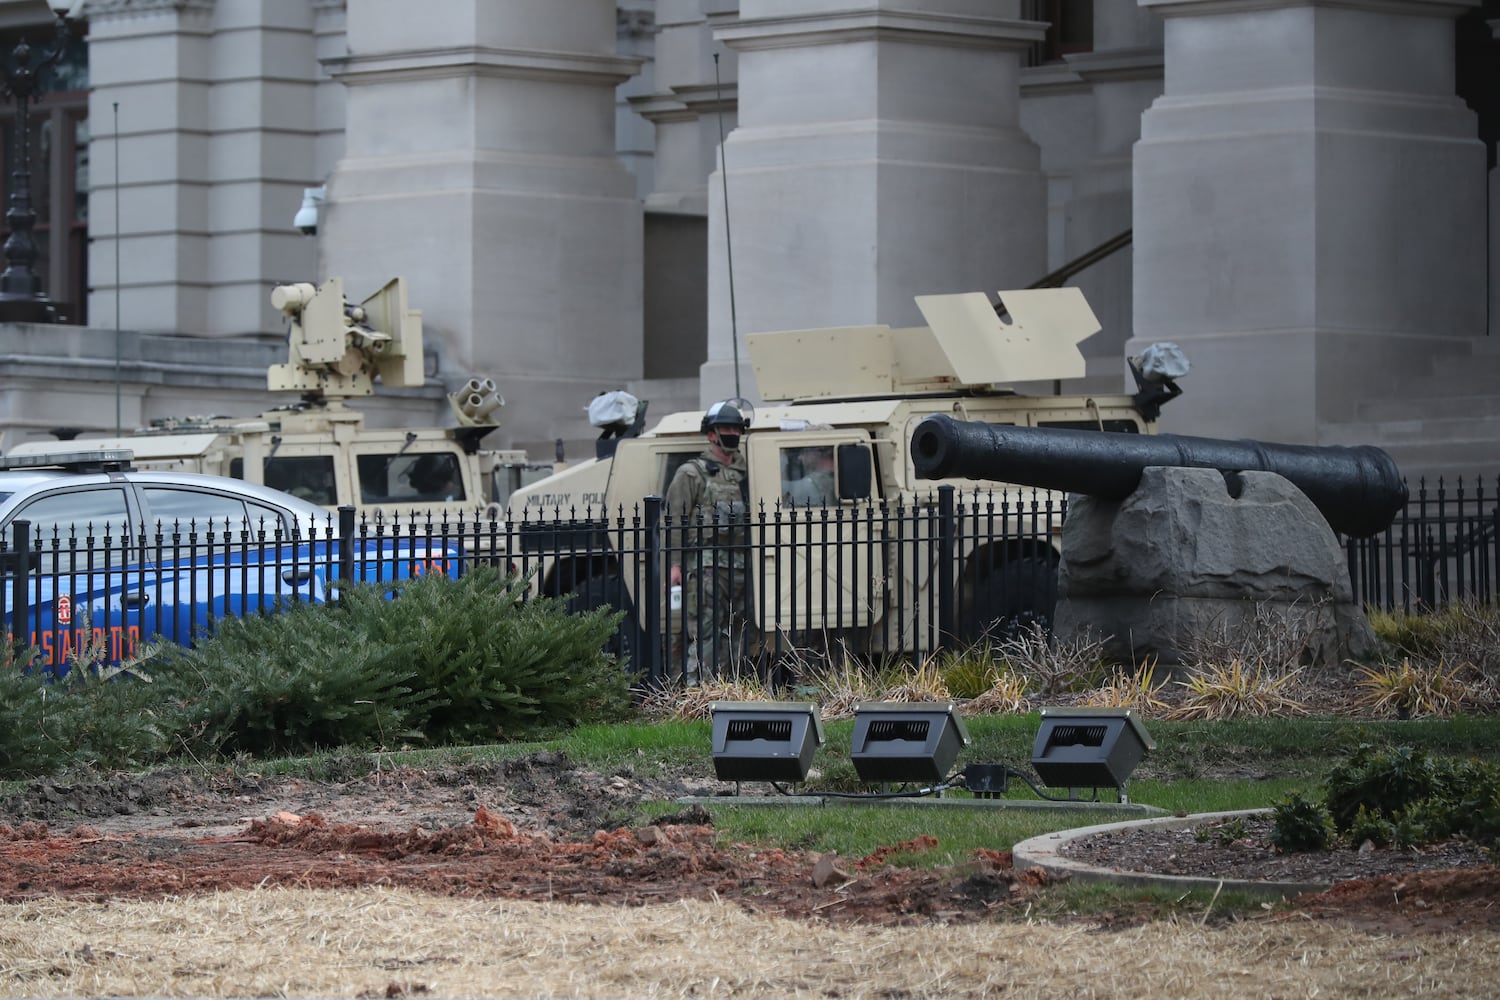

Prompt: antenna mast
[
  {"left": 713, "top": 52, "right": 741, "bottom": 400},
  {"left": 113, "top": 101, "right": 122, "bottom": 435}
]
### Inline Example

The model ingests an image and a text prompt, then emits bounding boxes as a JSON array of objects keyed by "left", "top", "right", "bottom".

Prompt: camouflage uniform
[{"left": 665, "top": 449, "right": 749, "bottom": 685}]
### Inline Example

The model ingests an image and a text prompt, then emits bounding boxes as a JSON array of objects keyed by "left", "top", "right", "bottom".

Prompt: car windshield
[{"left": 0, "top": 492, "right": 11, "bottom": 504}]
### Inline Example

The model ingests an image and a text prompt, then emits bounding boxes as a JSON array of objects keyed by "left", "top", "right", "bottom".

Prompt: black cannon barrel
[{"left": 910, "top": 414, "right": 1408, "bottom": 538}]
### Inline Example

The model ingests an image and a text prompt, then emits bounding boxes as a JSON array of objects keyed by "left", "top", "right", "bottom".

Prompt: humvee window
[
  {"left": 661, "top": 452, "right": 699, "bottom": 496},
  {"left": 264, "top": 456, "right": 338, "bottom": 505},
  {"left": 1038, "top": 419, "right": 1141, "bottom": 433},
  {"left": 781, "top": 445, "right": 836, "bottom": 506},
  {"left": 358, "top": 453, "right": 466, "bottom": 505}
]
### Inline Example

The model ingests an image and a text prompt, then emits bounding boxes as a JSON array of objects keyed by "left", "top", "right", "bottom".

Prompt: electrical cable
[
  {"left": 1000, "top": 764, "right": 1102, "bottom": 804},
  {"left": 755, "top": 764, "right": 1102, "bottom": 803}
]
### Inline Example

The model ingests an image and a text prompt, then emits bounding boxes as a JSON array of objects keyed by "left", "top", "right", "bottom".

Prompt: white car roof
[{"left": 0, "top": 466, "right": 331, "bottom": 525}]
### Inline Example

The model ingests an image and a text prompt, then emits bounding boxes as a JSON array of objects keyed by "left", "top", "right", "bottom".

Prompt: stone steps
[
  {"left": 1318, "top": 338, "right": 1500, "bottom": 484},
  {"left": 1316, "top": 422, "right": 1499, "bottom": 486},
  {"left": 1356, "top": 392, "right": 1500, "bottom": 424}
]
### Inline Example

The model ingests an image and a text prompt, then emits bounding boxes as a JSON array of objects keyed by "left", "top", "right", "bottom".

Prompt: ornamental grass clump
[
  {"left": 641, "top": 676, "right": 778, "bottom": 721},
  {"left": 800, "top": 651, "right": 903, "bottom": 721},
  {"left": 1168, "top": 658, "right": 1308, "bottom": 720},
  {"left": 939, "top": 643, "right": 1005, "bottom": 700},
  {"left": 1352, "top": 658, "right": 1468, "bottom": 718},
  {"left": 1080, "top": 659, "right": 1171, "bottom": 716},
  {"left": 878, "top": 654, "right": 950, "bottom": 704},
  {"left": 1368, "top": 603, "right": 1500, "bottom": 711},
  {"left": 962, "top": 670, "right": 1030, "bottom": 715}
]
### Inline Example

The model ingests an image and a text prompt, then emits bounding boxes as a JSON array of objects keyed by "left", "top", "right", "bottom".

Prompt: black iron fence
[
  {"left": 4, "top": 477, "right": 1496, "bottom": 682},
  {"left": 505, "top": 488, "right": 1063, "bottom": 689},
  {"left": 1345, "top": 476, "right": 1500, "bottom": 615}
]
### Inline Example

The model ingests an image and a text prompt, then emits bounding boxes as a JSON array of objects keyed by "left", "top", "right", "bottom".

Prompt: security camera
[{"left": 293, "top": 186, "right": 325, "bottom": 236}]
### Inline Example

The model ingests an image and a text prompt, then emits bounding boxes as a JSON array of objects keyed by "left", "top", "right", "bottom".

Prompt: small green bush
[
  {"left": 1323, "top": 744, "right": 1459, "bottom": 833},
  {"left": 340, "top": 566, "right": 634, "bottom": 744},
  {"left": 0, "top": 647, "right": 171, "bottom": 778},
  {"left": 1344, "top": 805, "right": 1395, "bottom": 848},
  {"left": 151, "top": 566, "right": 635, "bottom": 757},
  {"left": 153, "top": 599, "right": 425, "bottom": 756},
  {"left": 1269, "top": 792, "right": 1335, "bottom": 853},
  {"left": 1310, "top": 743, "right": 1500, "bottom": 851}
]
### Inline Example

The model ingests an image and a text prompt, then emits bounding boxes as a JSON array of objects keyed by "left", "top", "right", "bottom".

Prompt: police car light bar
[{"left": 0, "top": 449, "right": 136, "bottom": 472}]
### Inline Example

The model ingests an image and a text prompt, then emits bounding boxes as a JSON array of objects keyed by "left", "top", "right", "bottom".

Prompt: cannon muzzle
[{"left": 910, "top": 414, "right": 1407, "bottom": 538}]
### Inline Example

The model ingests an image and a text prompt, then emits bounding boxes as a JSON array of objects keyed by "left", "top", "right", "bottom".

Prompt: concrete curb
[{"left": 1012, "top": 808, "right": 1329, "bottom": 899}]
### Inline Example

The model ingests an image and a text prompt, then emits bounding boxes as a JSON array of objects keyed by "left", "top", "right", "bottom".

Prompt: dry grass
[
  {"left": 1352, "top": 659, "right": 1469, "bottom": 719},
  {"left": 1181, "top": 599, "right": 1332, "bottom": 673},
  {"left": 639, "top": 677, "right": 779, "bottom": 722},
  {"left": 1168, "top": 659, "right": 1309, "bottom": 721},
  {"left": 1080, "top": 660, "right": 1172, "bottom": 717},
  {"left": 962, "top": 670, "right": 1031, "bottom": 716},
  {"left": 993, "top": 622, "right": 1110, "bottom": 698},
  {"left": 1, "top": 887, "right": 1496, "bottom": 999},
  {"left": 1369, "top": 602, "right": 1500, "bottom": 711}
]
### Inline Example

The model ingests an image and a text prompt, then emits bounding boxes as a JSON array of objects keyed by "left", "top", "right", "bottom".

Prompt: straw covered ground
[
  {"left": 6, "top": 888, "right": 1500, "bottom": 1000},
  {"left": 1, "top": 752, "right": 1498, "bottom": 998}
]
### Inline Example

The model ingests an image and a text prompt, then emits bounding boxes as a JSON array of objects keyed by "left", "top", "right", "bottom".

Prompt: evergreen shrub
[
  {"left": 0, "top": 644, "right": 170, "bottom": 777},
  {"left": 153, "top": 566, "right": 634, "bottom": 757},
  {"left": 1268, "top": 792, "right": 1335, "bottom": 853},
  {"left": 339, "top": 566, "right": 634, "bottom": 744},
  {"left": 153, "top": 599, "right": 423, "bottom": 756}
]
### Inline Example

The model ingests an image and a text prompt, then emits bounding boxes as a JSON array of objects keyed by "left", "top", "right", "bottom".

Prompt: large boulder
[{"left": 1052, "top": 466, "right": 1376, "bottom": 667}]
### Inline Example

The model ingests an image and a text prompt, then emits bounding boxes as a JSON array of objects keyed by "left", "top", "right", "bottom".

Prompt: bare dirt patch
[{"left": 1, "top": 751, "right": 1496, "bottom": 937}]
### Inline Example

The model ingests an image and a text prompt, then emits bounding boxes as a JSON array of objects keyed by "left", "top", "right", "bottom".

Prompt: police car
[{"left": 0, "top": 449, "right": 458, "bottom": 672}]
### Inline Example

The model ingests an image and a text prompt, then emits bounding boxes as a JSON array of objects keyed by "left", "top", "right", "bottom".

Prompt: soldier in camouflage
[{"left": 666, "top": 400, "right": 751, "bottom": 686}]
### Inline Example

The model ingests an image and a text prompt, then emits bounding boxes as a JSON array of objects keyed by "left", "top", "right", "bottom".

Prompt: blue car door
[
  {"left": 2, "top": 484, "right": 144, "bottom": 673},
  {"left": 139, "top": 486, "right": 329, "bottom": 644}
]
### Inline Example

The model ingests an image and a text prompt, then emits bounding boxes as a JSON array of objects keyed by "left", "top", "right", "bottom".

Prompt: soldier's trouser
[{"left": 681, "top": 564, "right": 747, "bottom": 686}]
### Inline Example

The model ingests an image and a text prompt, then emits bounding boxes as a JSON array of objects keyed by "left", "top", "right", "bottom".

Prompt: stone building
[{"left": 0, "top": 0, "right": 1493, "bottom": 482}]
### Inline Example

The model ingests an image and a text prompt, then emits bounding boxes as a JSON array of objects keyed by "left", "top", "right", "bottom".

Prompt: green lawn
[{"left": 295, "top": 712, "right": 1500, "bottom": 869}]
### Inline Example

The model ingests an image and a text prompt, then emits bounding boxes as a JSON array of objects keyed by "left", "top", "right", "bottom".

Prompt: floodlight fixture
[
  {"left": 709, "top": 701, "right": 825, "bottom": 784},
  {"left": 1029, "top": 707, "right": 1155, "bottom": 803},
  {"left": 849, "top": 701, "right": 970, "bottom": 785}
]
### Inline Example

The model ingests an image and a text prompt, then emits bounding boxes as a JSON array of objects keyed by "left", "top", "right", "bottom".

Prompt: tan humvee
[
  {"left": 508, "top": 288, "right": 1179, "bottom": 662},
  {"left": 5, "top": 277, "right": 555, "bottom": 517}
]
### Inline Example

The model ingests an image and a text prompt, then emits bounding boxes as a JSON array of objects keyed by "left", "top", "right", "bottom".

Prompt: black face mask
[{"left": 716, "top": 433, "right": 741, "bottom": 451}]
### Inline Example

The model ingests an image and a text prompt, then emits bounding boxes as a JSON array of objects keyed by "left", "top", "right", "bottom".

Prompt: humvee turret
[
  {"left": 5, "top": 277, "right": 555, "bottom": 515},
  {"left": 508, "top": 287, "right": 1184, "bottom": 667}
]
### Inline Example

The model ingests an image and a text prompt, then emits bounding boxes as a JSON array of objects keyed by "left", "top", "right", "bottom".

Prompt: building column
[
  {"left": 707, "top": 0, "right": 1047, "bottom": 406},
  {"left": 87, "top": 0, "right": 321, "bottom": 338},
  {"left": 320, "top": 0, "right": 643, "bottom": 457},
  {"left": 1129, "top": 0, "right": 1486, "bottom": 445},
  {"left": 629, "top": 1, "right": 739, "bottom": 395},
  {"left": 1061, "top": 4, "right": 1162, "bottom": 387}
]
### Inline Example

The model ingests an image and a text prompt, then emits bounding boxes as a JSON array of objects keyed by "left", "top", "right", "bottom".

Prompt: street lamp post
[{"left": 0, "top": 2, "right": 75, "bottom": 324}]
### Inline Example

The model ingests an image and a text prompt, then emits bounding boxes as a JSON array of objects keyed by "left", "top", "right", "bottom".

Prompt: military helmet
[{"left": 701, "top": 399, "right": 751, "bottom": 434}]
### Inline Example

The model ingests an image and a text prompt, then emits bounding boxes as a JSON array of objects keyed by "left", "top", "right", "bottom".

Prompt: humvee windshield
[{"left": 232, "top": 456, "right": 338, "bottom": 506}]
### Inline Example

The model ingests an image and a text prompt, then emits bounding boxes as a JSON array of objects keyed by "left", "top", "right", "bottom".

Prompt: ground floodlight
[
  {"left": 849, "top": 702, "right": 970, "bottom": 784},
  {"left": 709, "top": 702, "right": 825, "bottom": 783},
  {"left": 1029, "top": 707, "right": 1155, "bottom": 802}
]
